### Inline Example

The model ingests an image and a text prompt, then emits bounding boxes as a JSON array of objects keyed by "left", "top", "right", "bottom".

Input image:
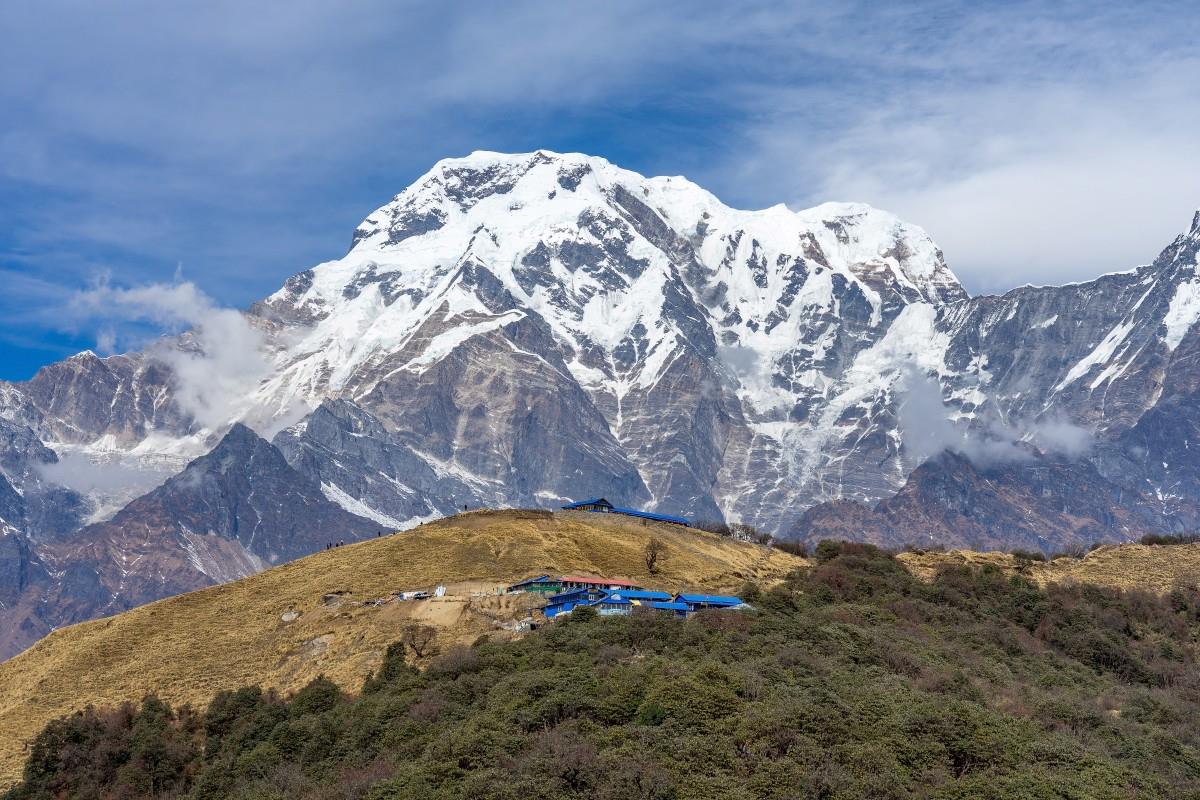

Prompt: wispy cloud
[
  {"left": 712, "top": 3, "right": 1200, "bottom": 290},
  {"left": 69, "top": 280, "right": 270, "bottom": 429},
  {"left": 1, "top": 1, "right": 1197, "bottom": 377},
  {"left": 897, "top": 369, "right": 1092, "bottom": 468}
]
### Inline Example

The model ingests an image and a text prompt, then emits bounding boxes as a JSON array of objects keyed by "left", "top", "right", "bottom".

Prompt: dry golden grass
[
  {"left": 0, "top": 509, "right": 802, "bottom": 787},
  {"left": 6, "top": 508, "right": 1191, "bottom": 790},
  {"left": 898, "top": 542, "right": 1200, "bottom": 592}
]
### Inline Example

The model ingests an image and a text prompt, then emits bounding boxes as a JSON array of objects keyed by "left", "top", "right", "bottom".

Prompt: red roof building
[{"left": 559, "top": 575, "right": 644, "bottom": 591}]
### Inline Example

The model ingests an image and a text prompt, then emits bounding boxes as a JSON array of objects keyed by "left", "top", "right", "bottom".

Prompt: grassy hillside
[
  {"left": 0, "top": 510, "right": 802, "bottom": 787},
  {"left": 899, "top": 542, "right": 1200, "bottom": 591},
  {"left": 6, "top": 541, "right": 1200, "bottom": 799}
]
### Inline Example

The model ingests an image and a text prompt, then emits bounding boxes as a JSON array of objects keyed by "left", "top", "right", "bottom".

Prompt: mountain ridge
[
  {"left": 1, "top": 149, "right": 1199, "bottom": 659},
  {"left": 0, "top": 423, "right": 381, "bottom": 659}
]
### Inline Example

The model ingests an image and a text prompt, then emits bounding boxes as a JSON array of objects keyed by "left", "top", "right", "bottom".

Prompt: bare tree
[
  {"left": 401, "top": 623, "right": 438, "bottom": 658},
  {"left": 730, "top": 522, "right": 773, "bottom": 545},
  {"left": 644, "top": 537, "right": 666, "bottom": 574}
]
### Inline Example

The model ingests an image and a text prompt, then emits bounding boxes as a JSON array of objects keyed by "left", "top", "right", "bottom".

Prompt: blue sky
[{"left": 2, "top": 0, "right": 1198, "bottom": 380}]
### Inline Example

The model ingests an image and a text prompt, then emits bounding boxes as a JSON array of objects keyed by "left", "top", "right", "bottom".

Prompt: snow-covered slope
[
  {"left": 237, "top": 151, "right": 978, "bottom": 526},
  {"left": 4, "top": 151, "right": 1200, "bottom": 545}
]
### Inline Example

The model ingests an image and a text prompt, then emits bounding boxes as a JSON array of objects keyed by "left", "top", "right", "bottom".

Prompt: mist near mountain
[{"left": 1, "top": 150, "right": 1199, "bottom": 656}]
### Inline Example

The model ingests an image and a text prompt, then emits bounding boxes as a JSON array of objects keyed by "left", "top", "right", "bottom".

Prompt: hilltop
[
  {"left": 5, "top": 538, "right": 1200, "bottom": 799},
  {"left": 0, "top": 510, "right": 801, "bottom": 787},
  {"left": 4, "top": 509, "right": 1199, "bottom": 790}
]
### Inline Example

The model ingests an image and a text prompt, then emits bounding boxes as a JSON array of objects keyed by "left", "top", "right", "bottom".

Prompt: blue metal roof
[
  {"left": 560, "top": 497, "right": 689, "bottom": 525},
  {"left": 649, "top": 601, "right": 690, "bottom": 611},
  {"left": 561, "top": 497, "right": 612, "bottom": 509},
  {"left": 596, "top": 596, "right": 632, "bottom": 606},
  {"left": 605, "top": 589, "right": 672, "bottom": 601},
  {"left": 508, "top": 574, "right": 555, "bottom": 587},
  {"left": 544, "top": 602, "right": 581, "bottom": 617},
  {"left": 676, "top": 594, "right": 744, "bottom": 606},
  {"left": 610, "top": 506, "right": 689, "bottom": 525},
  {"left": 547, "top": 588, "right": 592, "bottom": 603}
]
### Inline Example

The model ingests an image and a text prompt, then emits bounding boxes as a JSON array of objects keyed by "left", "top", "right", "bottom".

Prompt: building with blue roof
[
  {"left": 561, "top": 497, "right": 614, "bottom": 512},
  {"left": 674, "top": 593, "right": 747, "bottom": 612},
  {"left": 560, "top": 497, "right": 690, "bottom": 527},
  {"left": 505, "top": 575, "right": 564, "bottom": 595},
  {"left": 605, "top": 589, "right": 672, "bottom": 602},
  {"left": 543, "top": 588, "right": 596, "bottom": 618},
  {"left": 594, "top": 595, "right": 633, "bottom": 616},
  {"left": 547, "top": 588, "right": 594, "bottom": 602},
  {"left": 541, "top": 587, "right": 747, "bottom": 621},
  {"left": 647, "top": 600, "right": 690, "bottom": 617}
]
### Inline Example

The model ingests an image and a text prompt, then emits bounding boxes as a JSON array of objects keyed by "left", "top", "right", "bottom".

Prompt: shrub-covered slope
[
  {"left": 7, "top": 543, "right": 1200, "bottom": 800},
  {"left": 0, "top": 510, "right": 802, "bottom": 788}
]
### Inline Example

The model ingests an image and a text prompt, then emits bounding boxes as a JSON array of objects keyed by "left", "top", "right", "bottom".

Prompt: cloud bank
[
  {"left": 2, "top": 1, "right": 1198, "bottom": 376},
  {"left": 897, "top": 369, "right": 1092, "bottom": 468},
  {"left": 70, "top": 281, "right": 269, "bottom": 430},
  {"left": 38, "top": 449, "right": 169, "bottom": 496}
]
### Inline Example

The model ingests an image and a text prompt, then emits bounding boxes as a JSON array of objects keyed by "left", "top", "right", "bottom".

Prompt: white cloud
[
  {"left": 713, "top": 7, "right": 1200, "bottom": 292},
  {"left": 38, "top": 450, "right": 168, "bottom": 495},
  {"left": 95, "top": 327, "right": 116, "bottom": 355},
  {"left": 3, "top": 0, "right": 1199, "bottom": 364},
  {"left": 898, "top": 369, "right": 1092, "bottom": 467},
  {"left": 810, "top": 72, "right": 1200, "bottom": 292},
  {"left": 69, "top": 281, "right": 270, "bottom": 430}
]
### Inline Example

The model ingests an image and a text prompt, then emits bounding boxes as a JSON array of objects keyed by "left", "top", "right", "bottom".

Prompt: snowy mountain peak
[
  {"left": 259, "top": 152, "right": 973, "bottom": 421},
  {"left": 18, "top": 149, "right": 1200, "bottom": 550},
  {"left": 344, "top": 150, "right": 964, "bottom": 307},
  {"left": 1150, "top": 209, "right": 1200, "bottom": 274}
]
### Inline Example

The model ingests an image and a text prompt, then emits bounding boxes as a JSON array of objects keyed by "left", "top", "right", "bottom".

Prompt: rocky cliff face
[
  {"left": 0, "top": 424, "right": 380, "bottom": 660},
  {"left": 0, "top": 417, "right": 86, "bottom": 541},
  {"left": 0, "top": 530, "right": 51, "bottom": 659},
  {"left": 1, "top": 151, "right": 1198, "bottom": 657},
  {"left": 794, "top": 450, "right": 1168, "bottom": 553},
  {"left": 14, "top": 351, "right": 192, "bottom": 446},
  {"left": 243, "top": 152, "right": 1199, "bottom": 541},
  {"left": 272, "top": 399, "right": 484, "bottom": 526}
]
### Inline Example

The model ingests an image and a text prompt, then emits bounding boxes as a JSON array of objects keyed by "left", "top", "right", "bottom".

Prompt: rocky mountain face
[
  {"left": 0, "top": 424, "right": 381, "bottom": 660},
  {"left": 794, "top": 450, "right": 1155, "bottom": 552},
  {"left": 244, "top": 152, "right": 973, "bottom": 526},
  {"left": 1095, "top": 321, "right": 1200, "bottom": 530},
  {"left": 1, "top": 150, "right": 1198, "bottom": 657},
  {"left": 795, "top": 211, "right": 1200, "bottom": 548},
  {"left": 272, "top": 399, "right": 483, "bottom": 526},
  {"left": 242, "top": 152, "right": 1200, "bottom": 540},
  {"left": 0, "top": 417, "right": 86, "bottom": 541}
]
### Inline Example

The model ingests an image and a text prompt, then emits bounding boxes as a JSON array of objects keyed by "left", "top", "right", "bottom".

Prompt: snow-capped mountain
[
  {"left": 248, "top": 150, "right": 1199, "bottom": 533},
  {"left": 2, "top": 150, "right": 1199, "bottom": 657},
  {"left": 247, "top": 151, "right": 974, "bottom": 525}
]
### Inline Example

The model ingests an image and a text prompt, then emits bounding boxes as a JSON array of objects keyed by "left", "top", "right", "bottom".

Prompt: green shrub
[
  {"left": 1140, "top": 532, "right": 1200, "bottom": 546},
  {"left": 289, "top": 675, "right": 341, "bottom": 717},
  {"left": 8, "top": 553, "right": 1200, "bottom": 800}
]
